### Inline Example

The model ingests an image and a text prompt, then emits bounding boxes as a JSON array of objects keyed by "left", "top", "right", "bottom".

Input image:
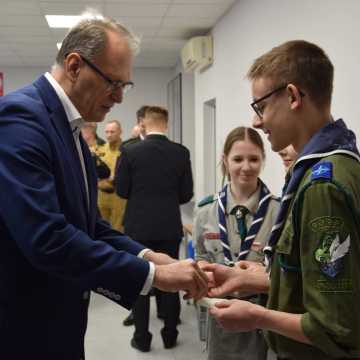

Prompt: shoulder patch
[
  {"left": 198, "top": 195, "right": 216, "bottom": 207},
  {"left": 311, "top": 161, "right": 333, "bottom": 181}
]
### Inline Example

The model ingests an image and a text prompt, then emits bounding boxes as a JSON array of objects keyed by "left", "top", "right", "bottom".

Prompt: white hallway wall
[
  {"left": 1, "top": 66, "right": 173, "bottom": 140},
  {"left": 100, "top": 67, "right": 173, "bottom": 139},
  {"left": 172, "top": 60, "right": 196, "bottom": 175},
  {"left": 194, "top": 0, "right": 360, "bottom": 199}
]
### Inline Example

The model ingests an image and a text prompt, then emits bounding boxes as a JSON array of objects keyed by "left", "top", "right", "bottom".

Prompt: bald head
[{"left": 105, "top": 120, "right": 122, "bottom": 145}]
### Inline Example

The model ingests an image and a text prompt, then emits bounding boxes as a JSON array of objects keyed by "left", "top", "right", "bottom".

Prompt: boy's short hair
[
  {"left": 247, "top": 40, "right": 334, "bottom": 108},
  {"left": 136, "top": 105, "right": 149, "bottom": 122},
  {"left": 145, "top": 106, "right": 168, "bottom": 123}
]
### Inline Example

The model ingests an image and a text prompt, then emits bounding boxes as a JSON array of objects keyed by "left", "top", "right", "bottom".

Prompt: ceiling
[{"left": 0, "top": 0, "right": 237, "bottom": 68}]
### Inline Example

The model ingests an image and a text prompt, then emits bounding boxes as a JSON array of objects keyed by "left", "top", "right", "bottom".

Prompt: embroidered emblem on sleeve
[
  {"left": 311, "top": 161, "right": 333, "bottom": 181},
  {"left": 315, "top": 233, "right": 350, "bottom": 278}
]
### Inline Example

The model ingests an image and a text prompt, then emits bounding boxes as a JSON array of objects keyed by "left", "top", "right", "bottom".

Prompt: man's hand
[
  {"left": 235, "top": 260, "right": 265, "bottom": 273},
  {"left": 201, "top": 260, "right": 269, "bottom": 298},
  {"left": 209, "top": 299, "right": 266, "bottom": 332},
  {"left": 153, "top": 259, "right": 208, "bottom": 300},
  {"left": 143, "top": 250, "right": 176, "bottom": 265},
  {"left": 199, "top": 263, "right": 242, "bottom": 297}
]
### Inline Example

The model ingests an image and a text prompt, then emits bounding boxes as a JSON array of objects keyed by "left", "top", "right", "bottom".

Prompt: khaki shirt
[
  {"left": 193, "top": 184, "right": 279, "bottom": 264},
  {"left": 267, "top": 154, "right": 360, "bottom": 359},
  {"left": 97, "top": 142, "right": 120, "bottom": 191},
  {"left": 89, "top": 143, "right": 105, "bottom": 157},
  {"left": 98, "top": 142, "right": 120, "bottom": 179}
]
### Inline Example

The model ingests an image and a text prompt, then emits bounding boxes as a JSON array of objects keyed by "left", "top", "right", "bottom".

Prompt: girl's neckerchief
[
  {"left": 264, "top": 119, "right": 360, "bottom": 271},
  {"left": 217, "top": 179, "right": 273, "bottom": 266}
]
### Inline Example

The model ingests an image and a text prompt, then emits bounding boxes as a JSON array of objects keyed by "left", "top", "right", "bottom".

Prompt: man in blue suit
[{"left": 0, "top": 14, "right": 208, "bottom": 360}]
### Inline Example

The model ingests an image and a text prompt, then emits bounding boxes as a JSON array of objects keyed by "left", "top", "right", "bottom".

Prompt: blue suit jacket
[{"left": 0, "top": 75, "right": 149, "bottom": 359}]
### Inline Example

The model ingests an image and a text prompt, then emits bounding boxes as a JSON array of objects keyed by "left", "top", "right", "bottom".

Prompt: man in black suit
[
  {"left": 121, "top": 105, "right": 147, "bottom": 148},
  {"left": 121, "top": 104, "right": 166, "bottom": 327},
  {"left": 116, "top": 106, "right": 193, "bottom": 351}
]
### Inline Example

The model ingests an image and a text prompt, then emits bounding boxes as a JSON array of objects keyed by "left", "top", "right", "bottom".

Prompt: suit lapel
[
  {"left": 80, "top": 134, "right": 97, "bottom": 230},
  {"left": 33, "top": 76, "right": 90, "bottom": 223}
]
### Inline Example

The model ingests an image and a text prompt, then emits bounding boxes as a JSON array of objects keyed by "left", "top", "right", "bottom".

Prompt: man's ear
[
  {"left": 64, "top": 53, "right": 82, "bottom": 83},
  {"left": 287, "top": 83, "right": 303, "bottom": 110}
]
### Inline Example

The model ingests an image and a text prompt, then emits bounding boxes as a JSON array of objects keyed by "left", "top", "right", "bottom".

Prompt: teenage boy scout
[{"left": 205, "top": 40, "right": 360, "bottom": 360}]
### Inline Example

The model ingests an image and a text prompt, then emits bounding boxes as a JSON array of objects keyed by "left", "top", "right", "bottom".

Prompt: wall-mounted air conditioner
[{"left": 181, "top": 36, "right": 213, "bottom": 73}]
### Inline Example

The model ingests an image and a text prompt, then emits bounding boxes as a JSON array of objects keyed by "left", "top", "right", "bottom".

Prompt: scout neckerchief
[
  {"left": 264, "top": 119, "right": 360, "bottom": 271},
  {"left": 232, "top": 206, "right": 248, "bottom": 242},
  {"left": 217, "top": 179, "right": 273, "bottom": 266}
]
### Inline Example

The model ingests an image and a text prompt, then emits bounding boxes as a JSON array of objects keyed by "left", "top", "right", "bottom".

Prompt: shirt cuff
[
  {"left": 138, "top": 248, "right": 151, "bottom": 259},
  {"left": 138, "top": 249, "right": 155, "bottom": 295}
]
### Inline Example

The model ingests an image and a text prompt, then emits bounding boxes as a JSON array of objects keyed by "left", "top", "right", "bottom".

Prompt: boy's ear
[{"left": 287, "top": 84, "right": 303, "bottom": 110}]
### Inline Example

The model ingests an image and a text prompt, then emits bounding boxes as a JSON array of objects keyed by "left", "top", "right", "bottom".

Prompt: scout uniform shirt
[
  {"left": 193, "top": 184, "right": 279, "bottom": 265},
  {"left": 193, "top": 183, "right": 279, "bottom": 360},
  {"left": 267, "top": 154, "right": 360, "bottom": 359}
]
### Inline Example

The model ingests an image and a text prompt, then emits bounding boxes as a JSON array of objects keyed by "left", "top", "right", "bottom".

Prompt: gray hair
[{"left": 55, "top": 10, "right": 140, "bottom": 68}]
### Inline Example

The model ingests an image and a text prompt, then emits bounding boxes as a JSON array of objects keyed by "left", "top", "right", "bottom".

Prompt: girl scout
[{"left": 193, "top": 126, "right": 279, "bottom": 360}]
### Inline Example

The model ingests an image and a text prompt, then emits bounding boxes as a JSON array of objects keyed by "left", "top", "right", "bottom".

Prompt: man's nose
[{"left": 111, "top": 87, "right": 123, "bottom": 103}]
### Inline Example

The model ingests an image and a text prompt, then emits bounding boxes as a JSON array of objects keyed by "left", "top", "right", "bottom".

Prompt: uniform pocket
[
  {"left": 276, "top": 215, "right": 294, "bottom": 255},
  {"left": 203, "top": 239, "right": 225, "bottom": 264},
  {"left": 276, "top": 213, "right": 301, "bottom": 273}
]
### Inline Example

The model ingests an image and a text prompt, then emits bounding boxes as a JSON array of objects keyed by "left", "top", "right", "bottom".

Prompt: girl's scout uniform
[
  {"left": 265, "top": 120, "right": 360, "bottom": 360},
  {"left": 193, "top": 181, "right": 279, "bottom": 360}
]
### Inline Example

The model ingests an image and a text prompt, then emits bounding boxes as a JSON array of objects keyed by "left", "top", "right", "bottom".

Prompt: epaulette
[{"left": 197, "top": 194, "right": 216, "bottom": 207}]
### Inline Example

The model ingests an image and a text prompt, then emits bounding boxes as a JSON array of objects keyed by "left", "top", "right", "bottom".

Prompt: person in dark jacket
[
  {"left": 116, "top": 106, "right": 194, "bottom": 351},
  {"left": 0, "top": 14, "right": 207, "bottom": 359}
]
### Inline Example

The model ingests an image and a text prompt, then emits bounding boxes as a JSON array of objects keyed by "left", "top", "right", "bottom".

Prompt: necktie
[{"left": 232, "top": 205, "right": 249, "bottom": 241}]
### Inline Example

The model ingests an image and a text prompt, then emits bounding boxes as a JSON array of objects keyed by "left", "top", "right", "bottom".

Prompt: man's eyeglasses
[
  {"left": 251, "top": 84, "right": 305, "bottom": 118},
  {"left": 80, "top": 55, "right": 134, "bottom": 95}
]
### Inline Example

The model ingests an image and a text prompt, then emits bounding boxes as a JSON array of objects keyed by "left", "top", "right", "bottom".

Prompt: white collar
[
  {"left": 146, "top": 131, "right": 167, "bottom": 137},
  {"left": 44, "top": 72, "right": 84, "bottom": 131}
]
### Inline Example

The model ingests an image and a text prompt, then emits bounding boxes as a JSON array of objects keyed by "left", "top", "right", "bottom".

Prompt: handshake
[
  {"left": 146, "top": 251, "right": 269, "bottom": 300},
  {"left": 146, "top": 253, "right": 272, "bottom": 333}
]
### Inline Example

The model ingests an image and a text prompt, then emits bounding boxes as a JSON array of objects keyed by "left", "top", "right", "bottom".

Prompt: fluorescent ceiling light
[
  {"left": 45, "top": 13, "right": 104, "bottom": 28},
  {"left": 46, "top": 15, "right": 83, "bottom": 28}
]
